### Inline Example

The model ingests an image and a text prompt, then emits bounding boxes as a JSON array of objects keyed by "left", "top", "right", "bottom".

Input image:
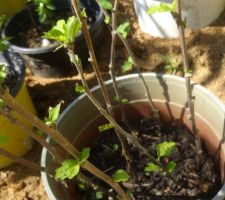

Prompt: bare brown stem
[
  {"left": 0, "top": 108, "right": 64, "bottom": 162},
  {"left": 117, "top": 34, "right": 159, "bottom": 119},
  {"left": 108, "top": 0, "right": 135, "bottom": 176},
  {"left": 0, "top": 148, "right": 42, "bottom": 172},
  {"left": 176, "top": 0, "right": 202, "bottom": 166},
  {"left": 71, "top": 0, "right": 112, "bottom": 113}
]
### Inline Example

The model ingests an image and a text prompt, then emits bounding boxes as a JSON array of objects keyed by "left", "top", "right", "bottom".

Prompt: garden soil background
[{"left": 1, "top": 0, "right": 225, "bottom": 199}]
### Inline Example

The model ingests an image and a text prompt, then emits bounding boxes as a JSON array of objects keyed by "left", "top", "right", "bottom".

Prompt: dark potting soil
[{"left": 77, "top": 119, "right": 221, "bottom": 200}]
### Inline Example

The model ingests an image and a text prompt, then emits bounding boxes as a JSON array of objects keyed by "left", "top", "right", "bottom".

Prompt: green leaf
[
  {"left": 113, "top": 144, "right": 118, "bottom": 151},
  {"left": 66, "top": 16, "right": 81, "bottom": 43},
  {"left": 0, "top": 134, "right": 9, "bottom": 144},
  {"left": 43, "top": 16, "right": 81, "bottom": 46},
  {"left": 78, "top": 147, "right": 90, "bottom": 163},
  {"left": 32, "top": 0, "right": 55, "bottom": 23},
  {"left": 0, "top": 39, "right": 8, "bottom": 51},
  {"left": 122, "top": 57, "right": 133, "bottom": 72},
  {"left": 43, "top": 19, "right": 67, "bottom": 43},
  {"left": 44, "top": 101, "right": 63, "bottom": 126},
  {"left": 96, "top": 191, "right": 103, "bottom": 199},
  {"left": 98, "top": 123, "right": 114, "bottom": 132},
  {"left": 0, "top": 15, "right": 6, "bottom": 30},
  {"left": 0, "top": 99, "right": 5, "bottom": 107},
  {"left": 104, "top": 15, "right": 110, "bottom": 24},
  {"left": 75, "top": 83, "right": 85, "bottom": 94},
  {"left": 156, "top": 141, "right": 176, "bottom": 159},
  {"left": 117, "top": 22, "right": 130, "bottom": 39},
  {"left": 121, "top": 98, "right": 129, "bottom": 104},
  {"left": 81, "top": 8, "right": 87, "bottom": 18},
  {"left": 113, "top": 96, "right": 129, "bottom": 104},
  {"left": 55, "top": 159, "right": 80, "bottom": 181},
  {"left": 78, "top": 182, "right": 86, "bottom": 189},
  {"left": 0, "top": 64, "right": 7, "bottom": 84},
  {"left": 166, "top": 161, "right": 176, "bottom": 173},
  {"left": 99, "top": 0, "right": 113, "bottom": 10},
  {"left": 36, "top": 130, "right": 45, "bottom": 137},
  {"left": 112, "top": 169, "right": 130, "bottom": 182},
  {"left": 144, "top": 162, "right": 161, "bottom": 172},
  {"left": 147, "top": 0, "right": 176, "bottom": 14}
]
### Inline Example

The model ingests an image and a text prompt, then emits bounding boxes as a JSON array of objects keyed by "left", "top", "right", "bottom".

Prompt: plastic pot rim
[{"left": 3, "top": 5, "right": 104, "bottom": 55}]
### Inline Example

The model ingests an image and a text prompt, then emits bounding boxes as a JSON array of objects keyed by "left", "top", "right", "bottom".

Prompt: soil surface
[
  {"left": 85, "top": 120, "right": 220, "bottom": 200},
  {"left": 1, "top": 0, "right": 225, "bottom": 199}
]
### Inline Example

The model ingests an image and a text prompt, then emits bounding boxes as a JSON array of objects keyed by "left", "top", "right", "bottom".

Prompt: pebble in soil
[{"left": 78, "top": 119, "right": 221, "bottom": 200}]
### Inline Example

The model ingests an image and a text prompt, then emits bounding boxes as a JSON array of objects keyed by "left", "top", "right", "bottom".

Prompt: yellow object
[
  {"left": 0, "top": 82, "right": 36, "bottom": 168},
  {"left": 0, "top": 0, "right": 25, "bottom": 18}
]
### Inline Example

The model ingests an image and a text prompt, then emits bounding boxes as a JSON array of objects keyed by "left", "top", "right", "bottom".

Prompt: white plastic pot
[
  {"left": 133, "top": 0, "right": 225, "bottom": 38},
  {"left": 42, "top": 73, "right": 225, "bottom": 199}
]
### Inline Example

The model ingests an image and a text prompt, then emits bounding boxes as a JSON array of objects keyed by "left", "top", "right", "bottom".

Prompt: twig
[
  {"left": 175, "top": 0, "right": 203, "bottom": 167},
  {"left": 117, "top": 35, "right": 159, "bottom": 120},
  {"left": 0, "top": 87, "right": 130, "bottom": 200},
  {"left": 0, "top": 148, "right": 42, "bottom": 172},
  {"left": 108, "top": 0, "right": 134, "bottom": 176}
]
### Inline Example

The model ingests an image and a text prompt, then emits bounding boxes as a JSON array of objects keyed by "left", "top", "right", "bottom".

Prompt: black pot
[
  {"left": 2, "top": 0, "right": 104, "bottom": 78},
  {"left": 0, "top": 51, "right": 24, "bottom": 97}
]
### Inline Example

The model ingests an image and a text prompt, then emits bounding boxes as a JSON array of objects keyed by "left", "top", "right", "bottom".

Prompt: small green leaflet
[
  {"left": 0, "top": 15, "right": 5, "bottom": 30},
  {"left": 99, "top": 0, "right": 113, "bottom": 10},
  {"left": 96, "top": 191, "right": 103, "bottom": 199},
  {"left": 55, "top": 147, "right": 90, "bottom": 181},
  {"left": 116, "top": 22, "right": 130, "bottom": 39},
  {"left": 0, "top": 16, "right": 8, "bottom": 51},
  {"left": 78, "top": 182, "right": 86, "bottom": 189},
  {"left": 36, "top": 130, "right": 45, "bottom": 137},
  {"left": 113, "top": 144, "right": 118, "bottom": 151},
  {"left": 0, "top": 99, "right": 5, "bottom": 107},
  {"left": 44, "top": 101, "right": 63, "bottom": 126},
  {"left": 98, "top": 123, "right": 114, "bottom": 132},
  {"left": 122, "top": 57, "right": 133, "bottom": 72},
  {"left": 166, "top": 161, "right": 176, "bottom": 173},
  {"left": 0, "top": 39, "right": 8, "bottom": 51},
  {"left": 66, "top": 16, "right": 81, "bottom": 43},
  {"left": 113, "top": 96, "right": 129, "bottom": 104},
  {"left": 43, "top": 16, "right": 81, "bottom": 46},
  {"left": 144, "top": 162, "right": 161, "bottom": 172},
  {"left": 75, "top": 83, "right": 85, "bottom": 94},
  {"left": 0, "top": 134, "right": 9, "bottom": 144},
  {"left": 0, "top": 64, "right": 7, "bottom": 84},
  {"left": 81, "top": 8, "right": 87, "bottom": 18},
  {"left": 148, "top": 0, "right": 176, "bottom": 14},
  {"left": 156, "top": 141, "right": 176, "bottom": 159},
  {"left": 78, "top": 147, "right": 90, "bottom": 163},
  {"left": 112, "top": 169, "right": 130, "bottom": 182},
  {"left": 32, "top": 0, "right": 55, "bottom": 23},
  {"left": 55, "top": 159, "right": 80, "bottom": 181},
  {"left": 104, "top": 16, "right": 110, "bottom": 24}
]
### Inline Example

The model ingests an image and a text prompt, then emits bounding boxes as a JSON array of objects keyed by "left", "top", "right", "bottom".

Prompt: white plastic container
[{"left": 133, "top": 0, "right": 225, "bottom": 38}]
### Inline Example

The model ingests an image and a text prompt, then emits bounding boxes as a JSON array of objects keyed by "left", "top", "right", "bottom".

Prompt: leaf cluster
[
  {"left": 43, "top": 16, "right": 81, "bottom": 48},
  {"left": 145, "top": 141, "right": 176, "bottom": 173},
  {"left": 44, "top": 101, "right": 63, "bottom": 126},
  {"left": 55, "top": 148, "right": 90, "bottom": 181},
  {"left": 28, "top": 0, "right": 55, "bottom": 23},
  {"left": 147, "top": 0, "right": 176, "bottom": 14}
]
